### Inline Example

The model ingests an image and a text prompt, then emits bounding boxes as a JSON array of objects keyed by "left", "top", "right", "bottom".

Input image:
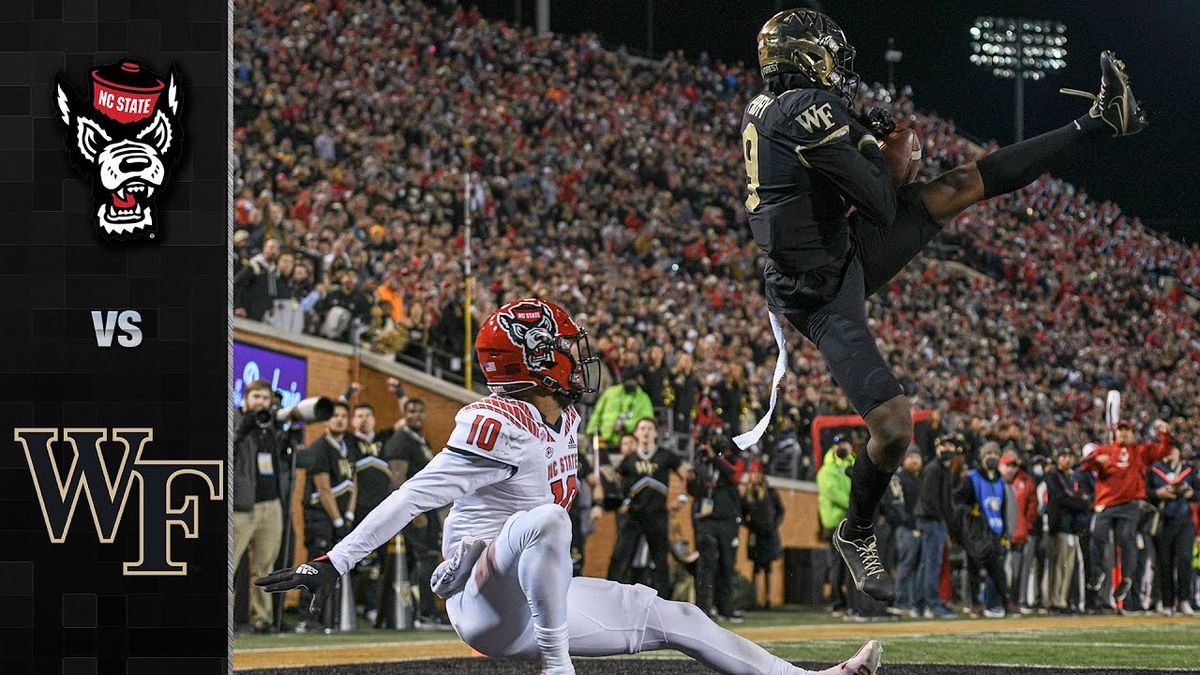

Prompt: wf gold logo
[{"left": 14, "top": 428, "right": 223, "bottom": 576}]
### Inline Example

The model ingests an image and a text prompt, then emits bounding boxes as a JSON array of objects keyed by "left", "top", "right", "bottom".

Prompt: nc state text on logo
[
  {"left": 14, "top": 428, "right": 222, "bottom": 576},
  {"left": 496, "top": 300, "right": 560, "bottom": 371},
  {"left": 54, "top": 60, "right": 183, "bottom": 239}
]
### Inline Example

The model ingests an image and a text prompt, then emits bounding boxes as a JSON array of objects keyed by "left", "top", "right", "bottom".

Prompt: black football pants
[{"left": 783, "top": 183, "right": 943, "bottom": 416}]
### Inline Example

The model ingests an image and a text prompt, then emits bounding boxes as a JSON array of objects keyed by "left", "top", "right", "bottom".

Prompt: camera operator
[
  {"left": 233, "top": 379, "right": 288, "bottom": 633},
  {"left": 298, "top": 400, "right": 358, "bottom": 630},
  {"left": 689, "top": 434, "right": 746, "bottom": 623}
]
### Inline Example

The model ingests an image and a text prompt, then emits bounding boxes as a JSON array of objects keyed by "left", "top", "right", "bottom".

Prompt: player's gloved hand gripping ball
[
  {"left": 255, "top": 555, "right": 339, "bottom": 613},
  {"left": 857, "top": 106, "right": 897, "bottom": 137}
]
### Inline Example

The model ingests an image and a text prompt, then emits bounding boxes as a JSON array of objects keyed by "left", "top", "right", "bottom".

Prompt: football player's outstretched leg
[
  {"left": 256, "top": 298, "right": 881, "bottom": 675},
  {"left": 743, "top": 9, "right": 1143, "bottom": 602}
]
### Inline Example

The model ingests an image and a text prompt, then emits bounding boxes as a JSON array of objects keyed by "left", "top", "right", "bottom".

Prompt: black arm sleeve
[
  {"left": 800, "top": 139, "right": 896, "bottom": 227},
  {"left": 784, "top": 92, "right": 896, "bottom": 227}
]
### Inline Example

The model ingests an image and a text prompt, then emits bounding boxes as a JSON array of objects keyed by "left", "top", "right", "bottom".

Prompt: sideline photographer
[
  {"left": 689, "top": 434, "right": 745, "bottom": 623},
  {"left": 233, "top": 379, "right": 288, "bottom": 633}
]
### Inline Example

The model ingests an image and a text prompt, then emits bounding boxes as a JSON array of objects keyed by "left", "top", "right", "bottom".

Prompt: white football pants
[{"left": 446, "top": 504, "right": 807, "bottom": 675}]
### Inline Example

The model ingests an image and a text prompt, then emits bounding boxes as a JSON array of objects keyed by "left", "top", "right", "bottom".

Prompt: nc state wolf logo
[
  {"left": 54, "top": 60, "right": 183, "bottom": 240},
  {"left": 497, "top": 300, "right": 559, "bottom": 371}
]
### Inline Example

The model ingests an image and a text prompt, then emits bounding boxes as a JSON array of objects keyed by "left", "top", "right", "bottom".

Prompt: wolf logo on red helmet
[
  {"left": 496, "top": 301, "right": 558, "bottom": 371},
  {"left": 476, "top": 298, "right": 599, "bottom": 403}
]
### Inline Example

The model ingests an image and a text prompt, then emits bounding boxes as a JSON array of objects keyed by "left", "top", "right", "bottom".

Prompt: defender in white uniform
[{"left": 258, "top": 298, "right": 881, "bottom": 675}]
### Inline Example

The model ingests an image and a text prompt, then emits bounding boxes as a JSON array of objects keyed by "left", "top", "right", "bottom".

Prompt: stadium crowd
[
  {"left": 231, "top": 0, "right": 1200, "bottom": 627},
  {"left": 233, "top": 0, "right": 1199, "bottom": 473}
]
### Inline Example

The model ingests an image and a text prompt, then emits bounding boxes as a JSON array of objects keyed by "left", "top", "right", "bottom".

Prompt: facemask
[
  {"left": 1032, "top": 465, "right": 1045, "bottom": 478},
  {"left": 984, "top": 457, "right": 1000, "bottom": 472}
]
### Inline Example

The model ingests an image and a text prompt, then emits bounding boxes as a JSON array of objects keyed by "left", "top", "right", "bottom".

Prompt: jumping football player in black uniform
[{"left": 741, "top": 9, "right": 1145, "bottom": 601}]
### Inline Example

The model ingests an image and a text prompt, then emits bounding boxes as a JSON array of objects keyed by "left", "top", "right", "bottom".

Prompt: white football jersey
[{"left": 440, "top": 395, "right": 581, "bottom": 556}]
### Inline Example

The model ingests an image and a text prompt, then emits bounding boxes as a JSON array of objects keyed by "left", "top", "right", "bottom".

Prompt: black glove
[
  {"left": 334, "top": 520, "right": 353, "bottom": 541},
  {"left": 255, "top": 555, "right": 339, "bottom": 614},
  {"left": 854, "top": 106, "right": 896, "bottom": 138}
]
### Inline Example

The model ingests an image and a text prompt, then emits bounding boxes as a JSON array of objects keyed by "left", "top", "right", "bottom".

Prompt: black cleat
[
  {"left": 832, "top": 520, "right": 894, "bottom": 602},
  {"left": 1061, "top": 50, "right": 1146, "bottom": 137}
]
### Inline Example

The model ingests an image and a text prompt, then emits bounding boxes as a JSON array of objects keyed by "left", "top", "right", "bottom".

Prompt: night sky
[{"left": 476, "top": 0, "right": 1200, "bottom": 242}]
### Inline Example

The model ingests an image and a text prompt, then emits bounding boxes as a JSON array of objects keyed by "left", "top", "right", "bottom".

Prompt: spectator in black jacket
[
  {"left": 689, "top": 436, "right": 744, "bottom": 622},
  {"left": 234, "top": 237, "right": 279, "bottom": 320},
  {"left": 641, "top": 346, "right": 668, "bottom": 409},
  {"left": 1046, "top": 448, "right": 1090, "bottom": 613},
  {"left": 315, "top": 268, "right": 372, "bottom": 342},
  {"left": 232, "top": 379, "right": 287, "bottom": 633},
  {"left": 1146, "top": 446, "right": 1200, "bottom": 615},
  {"left": 884, "top": 449, "right": 923, "bottom": 616},
  {"left": 914, "top": 435, "right": 962, "bottom": 619},
  {"left": 666, "top": 353, "right": 700, "bottom": 435},
  {"left": 741, "top": 460, "right": 784, "bottom": 609}
]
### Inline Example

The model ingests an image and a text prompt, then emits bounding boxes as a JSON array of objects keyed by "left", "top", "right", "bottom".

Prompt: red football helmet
[{"left": 476, "top": 298, "right": 599, "bottom": 403}]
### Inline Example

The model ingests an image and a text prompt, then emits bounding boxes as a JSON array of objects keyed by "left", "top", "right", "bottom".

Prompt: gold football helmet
[{"left": 757, "top": 9, "right": 858, "bottom": 97}]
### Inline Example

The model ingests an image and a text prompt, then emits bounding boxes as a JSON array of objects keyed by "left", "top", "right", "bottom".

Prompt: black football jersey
[
  {"left": 352, "top": 432, "right": 392, "bottom": 516},
  {"left": 303, "top": 433, "right": 358, "bottom": 515},
  {"left": 619, "top": 447, "right": 682, "bottom": 513},
  {"left": 740, "top": 87, "right": 895, "bottom": 307}
]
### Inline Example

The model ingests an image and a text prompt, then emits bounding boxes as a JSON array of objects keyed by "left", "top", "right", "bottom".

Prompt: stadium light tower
[{"left": 969, "top": 17, "right": 1067, "bottom": 142}]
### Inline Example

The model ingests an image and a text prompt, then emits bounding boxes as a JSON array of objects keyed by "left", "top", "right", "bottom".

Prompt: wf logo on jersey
[
  {"left": 796, "top": 102, "right": 835, "bottom": 133},
  {"left": 14, "top": 428, "right": 222, "bottom": 576},
  {"left": 497, "top": 300, "right": 560, "bottom": 371},
  {"left": 54, "top": 60, "right": 183, "bottom": 240}
]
